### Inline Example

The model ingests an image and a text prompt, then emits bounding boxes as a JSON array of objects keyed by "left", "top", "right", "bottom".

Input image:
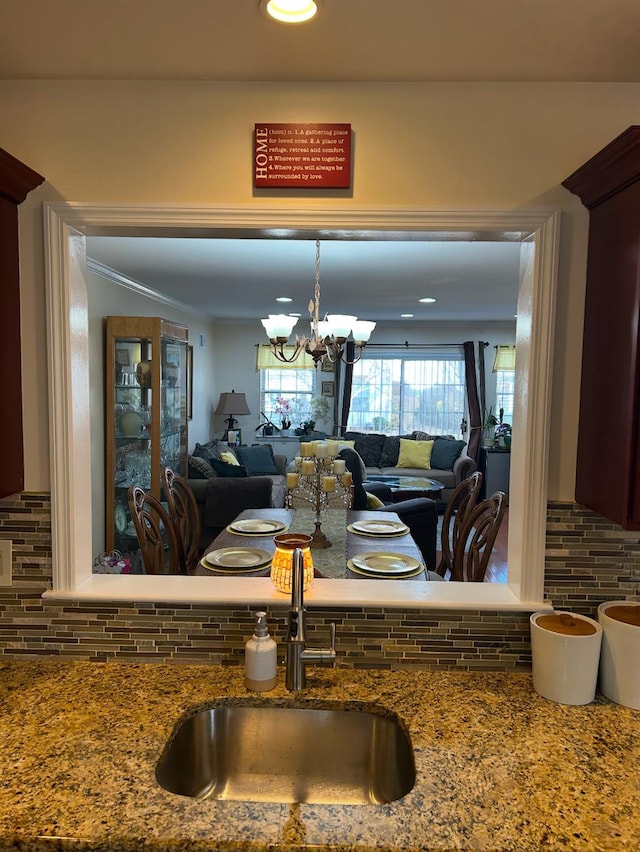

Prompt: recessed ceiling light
[
  {"left": 289, "top": 312, "right": 302, "bottom": 317},
  {"left": 260, "top": 0, "right": 321, "bottom": 24},
  {"left": 276, "top": 296, "right": 293, "bottom": 303},
  {"left": 419, "top": 297, "right": 437, "bottom": 304},
  {"left": 400, "top": 313, "right": 414, "bottom": 318}
]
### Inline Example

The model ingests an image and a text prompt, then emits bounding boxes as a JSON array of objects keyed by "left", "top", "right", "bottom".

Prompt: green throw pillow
[
  {"left": 397, "top": 438, "right": 434, "bottom": 469},
  {"left": 430, "top": 438, "right": 466, "bottom": 470},
  {"left": 365, "top": 491, "right": 385, "bottom": 509},
  {"left": 235, "top": 445, "right": 279, "bottom": 476}
]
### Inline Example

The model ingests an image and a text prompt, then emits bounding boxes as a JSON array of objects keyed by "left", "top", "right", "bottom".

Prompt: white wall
[{"left": 3, "top": 80, "right": 639, "bottom": 501}]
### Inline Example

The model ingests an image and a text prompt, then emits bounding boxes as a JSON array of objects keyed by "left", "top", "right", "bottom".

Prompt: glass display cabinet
[{"left": 105, "top": 316, "right": 189, "bottom": 554}]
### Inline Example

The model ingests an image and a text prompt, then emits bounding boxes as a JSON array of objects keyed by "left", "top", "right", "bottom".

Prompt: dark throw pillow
[
  {"left": 352, "top": 433, "right": 386, "bottom": 467},
  {"left": 234, "top": 445, "right": 279, "bottom": 476},
  {"left": 430, "top": 438, "right": 466, "bottom": 470},
  {"left": 188, "top": 455, "right": 215, "bottom": 480},
  {"left": 192, "top": 440, "right": 232, "bottom": 464},
  {"left": 210, "top": 458, "right": 248, "bottom": 478},
  {"left": 379, "top": 436, "right": 401, "bottom": 467}
]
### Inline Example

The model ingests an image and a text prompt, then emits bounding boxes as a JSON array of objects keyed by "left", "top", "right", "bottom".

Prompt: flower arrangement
[{"left": 274, "top": 396, "right": 294, "bottom": 430}]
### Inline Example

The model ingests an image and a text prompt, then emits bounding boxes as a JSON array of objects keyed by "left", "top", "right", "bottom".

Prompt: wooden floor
[
  {"left": 483, "top": 506, "right": 508, "bottom": 583},
  {"left": 435, "top": 507, "right": 509, "bottom": 584}
]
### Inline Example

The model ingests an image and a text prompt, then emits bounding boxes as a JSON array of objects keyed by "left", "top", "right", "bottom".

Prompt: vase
[{"left": 120, "top": 410, "right": 142, "bottom": 437}]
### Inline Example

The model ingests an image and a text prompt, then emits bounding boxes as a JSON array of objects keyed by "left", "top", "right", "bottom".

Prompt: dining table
[{"left": 192, "top": 507, "right": 428, "bottom": 581}]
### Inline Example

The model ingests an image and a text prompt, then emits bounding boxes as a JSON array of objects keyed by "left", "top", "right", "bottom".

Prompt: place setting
[
  {"left": 200, "top": 546, "right": 272, "bottom": 574},
  {"left": 226, "top": 518, "right": 289, "bottom": 536},
  {"left": 347, "top": 551, "right": 424, "bottom": 579},
  {"left": 346, "top": 519, "right": 410, "bottom": 538}
]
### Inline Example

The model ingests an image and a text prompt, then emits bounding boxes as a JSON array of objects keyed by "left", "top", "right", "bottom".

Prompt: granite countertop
[{"left": 0, "top": 659, "right": 638, "bottom": 851}]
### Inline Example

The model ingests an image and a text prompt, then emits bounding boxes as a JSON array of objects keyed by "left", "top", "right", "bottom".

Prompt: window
[
  {"left": 260, "top": 367, "right": 316, "bottom": 426},
  {"left": 495, "top": 369, "right": 515, "bottom": 423},
  {"left": 347, "top": 350, "right": 466, "bottom": 435}
]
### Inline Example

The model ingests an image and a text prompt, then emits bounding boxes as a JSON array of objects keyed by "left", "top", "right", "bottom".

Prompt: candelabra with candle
[{"left": 286, "top": 441, "right": 353, "bottom": 548}]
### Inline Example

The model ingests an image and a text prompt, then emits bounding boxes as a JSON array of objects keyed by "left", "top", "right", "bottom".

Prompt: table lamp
[{"left": 215, "top": 390, "right": 251, "bottom": 440}]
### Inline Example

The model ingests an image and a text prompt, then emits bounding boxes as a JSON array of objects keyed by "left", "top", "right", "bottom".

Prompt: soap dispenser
[{"left": 245, "top": 611, "right": 277, "bottom": 692}]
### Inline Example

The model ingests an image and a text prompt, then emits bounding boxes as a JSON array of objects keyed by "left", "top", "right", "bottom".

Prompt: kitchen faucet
[{"left": 285, "top": 548, "right": 336, "bottom": 691}]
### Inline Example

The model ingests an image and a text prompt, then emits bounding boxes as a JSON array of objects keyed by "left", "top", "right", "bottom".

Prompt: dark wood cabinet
[
  {"left": 0, "top": 149, "right": 45, "bottom": 498},
  {"left": 563, "top": 126, "right": 640, "bottom": 529}
]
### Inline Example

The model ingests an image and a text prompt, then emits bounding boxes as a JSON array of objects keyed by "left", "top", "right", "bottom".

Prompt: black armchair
[{"left": 339, "top": 448, "right": 438, "bottom": 571}]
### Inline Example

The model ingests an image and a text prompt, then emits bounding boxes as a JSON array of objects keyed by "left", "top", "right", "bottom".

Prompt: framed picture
[
  {"left": 321, "top": 380, "right": 334, "bottom": 397},
  {"left": 115, "top": 348, "right": 130, "bottom": 366},
  {"left": 321, "top": 359, "right": 334, "bottom": 373}
]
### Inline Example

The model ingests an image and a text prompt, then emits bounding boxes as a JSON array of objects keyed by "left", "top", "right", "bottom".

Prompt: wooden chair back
[
  {"left": 161, "top": 467, "right": 201, "bottom": 572},
  {"left": 450, "top": 490, "right": 507, "bottom": 582},
  {"left": 436, "top": 471, "right": 483, "bottom": 577},
  {"left": 128, "top": 485, "right": 185, "bottom": 575}
]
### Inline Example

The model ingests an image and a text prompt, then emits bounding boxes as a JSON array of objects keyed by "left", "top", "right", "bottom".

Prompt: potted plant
[
  {"left": 301, "top": 418, "right": 316, "bottom": 435},
  {"left": 482, "top": 406, "right": 499, "bottom": 447},
  {"left": 273, "top": 396, "right": 295, "bottom": 432},
  {"left": 494, "top": 407, "right": 512, "bottom": 448},
  {"left": 308, "top": 395, "right": 331, "bottom": 426}
]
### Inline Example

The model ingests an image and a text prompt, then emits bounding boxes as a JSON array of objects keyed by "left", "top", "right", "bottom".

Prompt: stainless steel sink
[{"left": 156, "top": 702, "right": 415, "bottom": 805}]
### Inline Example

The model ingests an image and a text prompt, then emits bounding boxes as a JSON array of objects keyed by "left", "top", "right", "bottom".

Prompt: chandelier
[{"left": 261, "top": 240, "right": 376, "bottom": 366}]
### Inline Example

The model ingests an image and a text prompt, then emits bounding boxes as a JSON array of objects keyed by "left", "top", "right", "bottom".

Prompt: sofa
[
  {"left": 186, "top": 440, "right": 287, "bottom": 550},
  {"left": 340, "top": 430, "right": 476, "bottom": 505}
]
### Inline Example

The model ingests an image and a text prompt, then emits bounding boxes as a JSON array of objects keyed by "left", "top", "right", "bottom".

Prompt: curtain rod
[
  {"left": 255, "top": 341, "right": 489, "bottom": 348},
  {"left": 366, "top": 341, "right": 488, "bottom": 349}
]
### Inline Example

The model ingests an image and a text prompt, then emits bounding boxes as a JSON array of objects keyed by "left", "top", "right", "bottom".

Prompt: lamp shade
[
  {"left": 351, "top": 320, "right": 376, "bottom": 344},
  {"left": 261, "top": 315, "right": 298, "bottom": 339},
  {"left": 215, "top": 391, "right": 251, "bottom": 416},
  {"left": 325, "top": 314, "right": 357, "bottom": 339},
  {"left": 493, "top": 345, "right": 516, "bottom": 372}
]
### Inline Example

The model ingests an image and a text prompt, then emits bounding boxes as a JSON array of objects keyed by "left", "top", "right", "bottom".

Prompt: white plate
[
  {"left": 350, "top": 519, "right": 409, "bottom": 536},
  {"left": 204, "top": 547, "right": 271, "bottom": 569},
  {"left": 347, "top": 559, "right": 424, "bottom": 579},
  {"left": 200, "top": 559, "right": 269, "bottom": 575},
  {"left": 228, "top": 518, "right": 287, "bottom": 535},
  {"left": 351, "top": 551, "right": 421, "bottom": 575},
  {"left": 347, "top": 523, "right": 409, "bottom": 539}
]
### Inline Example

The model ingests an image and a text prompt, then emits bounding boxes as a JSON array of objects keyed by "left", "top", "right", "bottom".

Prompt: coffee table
[{"left": 364, "top": 475, "right": 445, "bottom": 500}]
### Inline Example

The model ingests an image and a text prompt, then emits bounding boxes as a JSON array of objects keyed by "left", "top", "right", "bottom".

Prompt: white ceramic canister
[
  {"left": 597, "top": 600, "right": 640, "bottom": 710},
  {"left": 530, "top": 611, "right": 603, "bottom": 705}
]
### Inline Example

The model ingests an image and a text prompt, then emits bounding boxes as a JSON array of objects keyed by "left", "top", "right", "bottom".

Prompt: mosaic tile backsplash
[{"left": 0, "top": 494, "right": 638, "bottom": 670}]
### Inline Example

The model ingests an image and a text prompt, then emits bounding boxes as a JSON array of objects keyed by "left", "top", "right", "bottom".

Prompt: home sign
[{"left": 254, "top": 123, "right": 352, "bottom": 189}]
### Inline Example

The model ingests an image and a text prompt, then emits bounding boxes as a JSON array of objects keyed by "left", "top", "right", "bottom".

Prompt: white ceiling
[
  {"left": 8, "top": 0, "right": 632, "bottom": 325},
  {"left": 86, "top": 235, "right": 522, "bottom": 323},
  {"left": 1, "top": 0, "right": 639, "bottom": 83}
]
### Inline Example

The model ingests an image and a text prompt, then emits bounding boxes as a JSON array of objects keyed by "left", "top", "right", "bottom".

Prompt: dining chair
[
  {"left": 338, "top": 447, "right": 438, "bottom": 570},
  {"left": 435, "top": 471, "right": 483, "bottom": 577},
  {"left": 161, "top": 467, "right": 201, "bottom": 573},
  {"left": 449, "top": 490, "right": 507, "bottom": 582},
  {"left": 128, "top": 485, "right": 185, "bottom": 574}
]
